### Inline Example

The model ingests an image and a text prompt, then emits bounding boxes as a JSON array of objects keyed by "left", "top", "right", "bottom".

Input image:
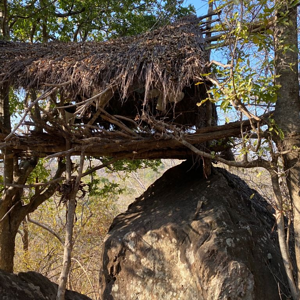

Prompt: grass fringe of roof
[{"left": 0, "top": 15, "right": 208, "bottom": 102}]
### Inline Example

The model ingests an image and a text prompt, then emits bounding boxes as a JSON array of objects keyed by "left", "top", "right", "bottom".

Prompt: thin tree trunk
[
  {"left": 271, "top": 171, "right": 298, "bottom": 299},
  {"left": 22, "top": 220, "right": 29, "bottom": 252},
  {"left": 56, "top": 192, "right": 77, "bottom": 300},
  {"left": 56, "top": 146, "right": 84, "bottom": 300},
  {"left": 56, "top": 139, "right": 73, "bottom": 300}
]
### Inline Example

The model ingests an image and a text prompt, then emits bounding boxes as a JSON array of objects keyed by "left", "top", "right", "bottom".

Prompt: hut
[{"left": 0, "top": 16, "right": 229, "bottom": 160}]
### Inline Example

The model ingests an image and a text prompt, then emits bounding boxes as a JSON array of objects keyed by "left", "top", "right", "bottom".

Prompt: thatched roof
[
  {"left": 1, "top": 15, "right": 250, "bottom": 161},
  {"left": 0, "top": 15, "right": 207, "bottom": 99}
]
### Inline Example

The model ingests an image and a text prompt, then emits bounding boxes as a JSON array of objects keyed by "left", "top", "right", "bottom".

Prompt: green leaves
[
  {"left": 268, "top": 118, "right": 284, "bottom": 140},
  {"left": 27, "top": 159, "right": 51, "bottom": 185},
  {"left": 6, "top": 0, "right": 194, "bottom": 42}
]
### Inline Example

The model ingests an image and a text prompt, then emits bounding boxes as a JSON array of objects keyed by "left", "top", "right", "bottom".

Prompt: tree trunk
[
  {"left": 0, "top": 82, "right": 15, "bottom": 272},
  {"left": 56, "top": 193, "right": 77, "bottom": 300},
  {"left": 0, "top": 187, "right": 32, "bottom": 272},
  {"left": 0, "top": 215, "right": 19, "bottom": 272},
  {"left": 0, "top": 0, "right": 10, "bottom": 39},
  {"left": 271, "top": 170, "right": 298, "bottom": 299},
  {"left": 22, "top": 220, "right": 29, "bottom": 252},
  {"left": 56, "top": 141, "right": 78, "bottom": 300},
  {"left": 273, "top": 0, "right": 300, "bottom": 294}
]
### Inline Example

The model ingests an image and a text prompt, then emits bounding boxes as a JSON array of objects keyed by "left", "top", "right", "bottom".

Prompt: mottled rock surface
[
  {"left": 100, "top": 161, "right": 290, "bottom": 300},
  {"left": 0, "top": 270, "right": 91, "bottom": 300}
]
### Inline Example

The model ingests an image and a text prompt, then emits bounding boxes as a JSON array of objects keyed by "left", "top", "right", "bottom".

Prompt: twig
[
  {"left": 178, "top": 136, "right": 270, "bottom": 169},
  {"left": 207, "top": 75, "right": 261, "bottom": 124},
  {"left": 0, "top": 201, "right": 20, "bottom": 222},
  {"left": 114, "top": 115, "right": 139, "bottom": 128},
  {"left": 99, "top": 108, "right": 140, "bottom": 138},
  {"left": 44, "top": 80, "right": 72, "bottom": 87},
  {"left": 81, "top": 158, "right": 119, "bottom": 178},
  {"left": 56, "top": 86, "right": 116, "bottom": 110},
  {"left": 208, "top": 60, "right": 232, "bottom": 68},
  {"left": 71, "top": 257, "right": 97, "bottom": 298},
  {"left": 2, "top": 177, "right": 64, "bottom": 188}
]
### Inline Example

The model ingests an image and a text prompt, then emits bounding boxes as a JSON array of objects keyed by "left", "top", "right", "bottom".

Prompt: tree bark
[
  {"left": 0, "top": 214, "right": 19, "bottom": 272},
  {"left": 0, "top": 82, "right": 15, "bottom": 272},
  {"left": 0, "top": 168, "right": 34, "bottom": 272},
  {"left": 271, "top": 170, "right": 298, "bottom": 299},
  {"left": 0, "top": 0, "right": 10, "bottom": 39},
  {"left": 0, "top": 78, "right": 65, "bottom": 273},
  {"left": 21, "top": 220, "right": 29, "bottom": 252},
  {"left": 56, "top": 144, "right": 83, "bottom": 300},
  {"left": 0, "top": 156, "right": 64, "bottom": 272},
  {"left": 56, "top": 192, "right": 77, "bottom": 300},
  {"left": 273, "top": 0, "right": 300, "bottom": 295}
]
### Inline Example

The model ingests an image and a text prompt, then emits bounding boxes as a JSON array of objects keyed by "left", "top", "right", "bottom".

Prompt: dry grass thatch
[
  {"left": 0, "top": 16, "right": 229, "bottom": 160},
  {"left": 0, "top": 15, "right": 208, "bottom": 100}
]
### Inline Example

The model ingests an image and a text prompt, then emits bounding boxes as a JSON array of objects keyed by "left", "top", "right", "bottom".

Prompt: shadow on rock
[
  {"left": 99, "top": 160, "right": 290, "bottom": 300},
  {"left": 0, "top": 270, "right": 92, "bottom": 300}
]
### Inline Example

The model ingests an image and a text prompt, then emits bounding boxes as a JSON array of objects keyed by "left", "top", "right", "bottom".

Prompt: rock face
[
  {"left": 99, "top": 161, "right": 289, "bottom": 300},
  {"left": 0, "top": 270, "right": 92, "bottom": 300}
]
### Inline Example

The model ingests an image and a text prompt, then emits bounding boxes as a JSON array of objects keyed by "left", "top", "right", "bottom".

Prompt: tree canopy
[{"left": 1, "top": 0, "right": 300, "bottom": 299}]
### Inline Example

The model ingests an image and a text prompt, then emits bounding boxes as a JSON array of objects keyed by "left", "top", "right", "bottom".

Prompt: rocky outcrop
[
  {"left": 99, "top": 161, "right": 290, "bottom": 300},
  {"left": 0, "top": 270, "right": 92, "bottom": 300}
]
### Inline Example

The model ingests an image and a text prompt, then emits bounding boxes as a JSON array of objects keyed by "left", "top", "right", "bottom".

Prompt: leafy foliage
[{"left": 2, "top": 0, "right": 195, "bottom": 42}]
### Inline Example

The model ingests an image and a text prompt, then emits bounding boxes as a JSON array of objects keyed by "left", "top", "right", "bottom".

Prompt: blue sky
[{"left": 184, "top": 0, "right": 208, "bottom": 17}]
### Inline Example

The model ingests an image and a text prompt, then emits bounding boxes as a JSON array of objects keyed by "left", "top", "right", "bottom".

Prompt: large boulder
[
  {"left": 0, "top": 270, "right": 92, "bottom": 300},
  {"left": 99, "top": 161, "right": 290, "bottom": 299}
]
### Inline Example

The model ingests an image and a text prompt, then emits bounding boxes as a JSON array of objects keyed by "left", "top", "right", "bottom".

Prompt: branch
[
  {"left": 3, "top": 177, "right": 64, "bottom": 189},
  {"left": 45, "top": 147, "right": 82, "bottom": 159},
  {"left": 207, "top": 60, "right": 232, "bottom": 68},
  {"left": 5, "top": 87, "right": 56, "bottom": 141},
  {"left": 56, "top": 86, "right": 116, "bottom": 110},
  {"left": 99, "top": 110, "right": 140, "bottom": 138},
  {"left": 27, "top": 215, "right": 63, "bottom": 245},
  {"left": 55, "top": 7, "right": 85, "bottom": 18},
  {"left": 178, "top": 136, "right": 271, "bottom": 169},
  {"left": 71, "top": 257, "right": 97, "bottom": 296},
  {"left": 81, "top": 158, "right": 119, "bottom": 178},
  {"left": 2, "top": 112, "right": 271, "bottom": 160},
  {"left": 26, "top": 159, "right": 66, "bottom": 214},
  {"left": 0, "top": 200, "right": 21, "bottom": 222},
  {"left": 205, "top": 17, "right": 275, "bottom": 43},
  {"left": 207, "top": 75, "right": 261, "bottom": 124}
]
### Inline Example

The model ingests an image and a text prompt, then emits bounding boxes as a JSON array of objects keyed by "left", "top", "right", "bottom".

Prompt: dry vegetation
[{"left": 13, "top": 159, "right": 178, "bottom": 299}]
